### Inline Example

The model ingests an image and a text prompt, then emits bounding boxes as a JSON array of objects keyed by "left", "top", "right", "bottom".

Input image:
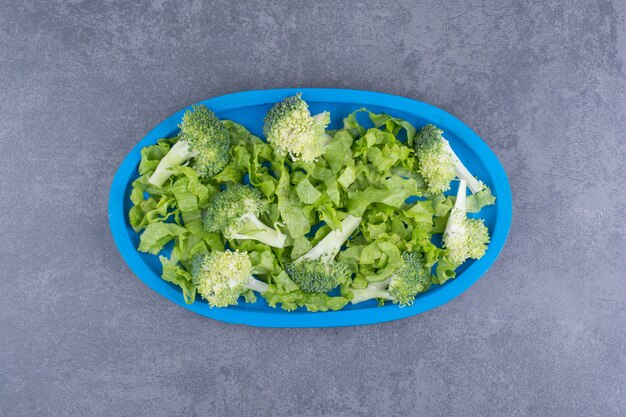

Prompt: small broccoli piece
[
  {"left": 191, "top": 250, "right": 269, "bottom": 308},
  {"left": 203, "top": 184, "right": 287, "bottom": 248},
  {"left": 350, "top": 252, "right": 430, "bottom": 306},
  {"left": 413, "top": 124, "right": 456, "bottom": 194},
  {"left": 442, "top": 179, "right": 490, "bottom": 266},
  {"left": 286, "top": 215, "right": 362, "bottom": 293},
  {"left": 413, "top": 124, "right": 484, "bottom": 194},
  {"left": 465, "top": 218, "right": 490, "bottom": 259},
  {"left": 285, "top": 260, "right": 348, "bottom": 294},
  {"left": 148, "top": 105, "right": 230, "bottom": 187},
  {"left": 263, "top": 93, "right": 332, "bottom": 163}
]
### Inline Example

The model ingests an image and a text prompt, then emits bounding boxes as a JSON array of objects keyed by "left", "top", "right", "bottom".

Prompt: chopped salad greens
[{"left": 129, "top": 93, "right": 495, "bottom": 311}]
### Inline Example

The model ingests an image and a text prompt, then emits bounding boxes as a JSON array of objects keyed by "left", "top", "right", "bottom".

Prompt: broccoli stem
[
  {"left": 350, "top": 279, "right": 393, "bottom": 304},
  {"left": 148, "top": 140, "right": 196, "bottom": 187},
  {"left": 441, "top": 138, "right": 483, "bottom": 193},
  {"left": 444, "top": 179, "right": 467, "bottom": 238},
  {"left": 300, "top": 215, "right": 362, "bottom": 261},
  {"left": 246, "top": 276, "right": 269, "bottom": 293},
  {"left": 454, "top": 179, "right": 467, "bottom": 213},
  {"left": 231, "top": 213, "right": 287, "bottom": 248}
]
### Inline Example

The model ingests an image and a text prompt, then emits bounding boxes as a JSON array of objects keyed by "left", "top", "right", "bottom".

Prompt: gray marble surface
[{"left": 1, "top": 1, "right": 625, "bottom": 416}]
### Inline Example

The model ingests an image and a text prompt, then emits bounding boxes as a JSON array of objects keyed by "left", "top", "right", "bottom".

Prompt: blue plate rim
[{"left": 108, "top": 88, "right": 512, "bottom": 328}]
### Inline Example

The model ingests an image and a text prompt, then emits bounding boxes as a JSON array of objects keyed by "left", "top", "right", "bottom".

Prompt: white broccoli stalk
[{"left": 441, "top": 138, "right": 484, "bottom": 194}]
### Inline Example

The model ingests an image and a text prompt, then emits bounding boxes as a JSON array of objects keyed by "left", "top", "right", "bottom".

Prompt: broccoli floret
[
  {"left": 285, "top": 260, "right": 348, "bottom": 293},
  {"left": 350, "top": 252, "right": 430, "bottom": 306},
  {"left": 413, "top": 124, "right": 484, "bottom": 194},
  {"left": 465, "top": 218, "right": 490, "bottom": 259},
  {"left": 203, "top": 184, "right": 287, "bottom": 248},
  {"left": 191, "top": 250, "right": 269, "bottom": 308},
  {"left": 263, "top": 93, "right": 332, "bottom": 163},
  {"left": 442, "top": 179, "right": 490, "bottom": 266},
  {"left": 148, "top": 105, "right": 230, "bottom": 187},
  {"left": 286, "top": 215, "right": 361, "bottom": 293},
  {"left": 413, "top": 124, "right": 457, "bottom": 194}
]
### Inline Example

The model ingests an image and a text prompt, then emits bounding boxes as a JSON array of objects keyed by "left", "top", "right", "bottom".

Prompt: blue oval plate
[{"left": 108, "top": 88, "right": 512, "bottom": 327}]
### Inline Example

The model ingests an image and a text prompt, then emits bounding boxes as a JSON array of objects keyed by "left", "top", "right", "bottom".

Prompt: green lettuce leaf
[
  {"left": 295, "top": 178, "right": 322, "bottom": 204},
  {"left": 347, "top": 175, "right": 423, "bottom": 216},
  {"left": 467, "top": 186, "right": 496, "bottom": 213},
  {"left": 276, "top": 166, "right": 311, "bottom": 239},
  {"left": 324, "top": 130, "right": 354, "bottom": 173},
  {"left": 160, "top": 256, "right": 196, "bottom": 304},
  {"left": 138, "top": 222, "right": 188, "bottom": 254}
]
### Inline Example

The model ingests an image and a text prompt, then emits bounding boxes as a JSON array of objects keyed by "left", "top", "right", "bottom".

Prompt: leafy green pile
[{"left": 128, "top": 95, "right": 495, "bottom": 312}]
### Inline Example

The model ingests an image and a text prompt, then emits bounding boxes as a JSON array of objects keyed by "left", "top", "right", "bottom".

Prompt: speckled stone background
[{"left": 1, "top": 0, "right": 625, "bottom": 416}]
